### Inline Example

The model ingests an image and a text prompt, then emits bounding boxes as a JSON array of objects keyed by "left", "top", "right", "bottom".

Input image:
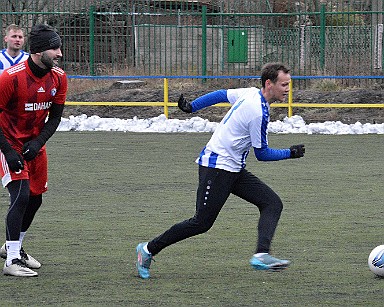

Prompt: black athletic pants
[
  {"left": 147, "top": 165, "right": 283, "bottom": 256},
  {"left": 5, "top": 180, "right": 42, "bottom": 241}
]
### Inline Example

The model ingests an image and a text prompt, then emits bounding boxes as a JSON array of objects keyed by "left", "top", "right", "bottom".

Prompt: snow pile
[
  {"left": 58, "top": 114, "right": 384, "bottom": 135},
  {"left": 268, "top": 116, "right": 384, "bottom": 135}
]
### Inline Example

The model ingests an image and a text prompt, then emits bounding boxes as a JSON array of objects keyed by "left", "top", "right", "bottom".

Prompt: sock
[
  {"left": 143, "top": 243, "right": 151, "bottom": 255},
  {"left": 6, "top": 241, "right": 21, "bottom": 266},
  {"left": 254, "top": 252, "right": 268, "bottom": 257},
  {"left": 19, "top": 232, "right": 26, "bottom": 249}
]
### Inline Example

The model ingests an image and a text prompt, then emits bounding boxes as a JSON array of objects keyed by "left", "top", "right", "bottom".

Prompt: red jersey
[{"left": 0, "top": 61, "right": 67, "bottom": 151}]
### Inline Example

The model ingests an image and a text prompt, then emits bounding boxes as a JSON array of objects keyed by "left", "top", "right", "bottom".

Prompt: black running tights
[
  {"left": 148, "top": 166, "right": 283, "bottom": 256},
  {"left": 5, "top": 180, "right": 42, "bottom": 241}
]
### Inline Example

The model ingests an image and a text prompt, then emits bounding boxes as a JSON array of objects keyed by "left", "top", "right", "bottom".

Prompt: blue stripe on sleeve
[
  {"left": 254, "top": 147, "right": 291, "bottom": 161},
  {"left": 191, "top": 89, "right": 228, "bottom": 112}
]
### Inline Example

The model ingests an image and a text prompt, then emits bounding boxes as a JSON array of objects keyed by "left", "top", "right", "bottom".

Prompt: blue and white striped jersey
[
  {"left": 193, "top": 87, "right": 291, "bottom": 172},
  {"left": 0, "top": 49, "right": 29, "bottom": 75},
  {"left": 195, "top": 87, "right": 271, "bottom": 172}
]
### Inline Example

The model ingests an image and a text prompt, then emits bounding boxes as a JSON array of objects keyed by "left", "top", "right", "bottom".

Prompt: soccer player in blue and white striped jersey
[
  {"left": 136, "top": 63, "right": 305, "bottom": 279},
  {"left": 0, "top": 24, "right": 29, "bottom": 75}
]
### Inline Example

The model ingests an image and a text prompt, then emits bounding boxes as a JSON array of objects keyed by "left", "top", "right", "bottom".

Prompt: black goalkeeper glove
[
  {"left": 3, "top": 148, "right": 24, "bottom": 172},
  {"left": 290, "top": 144, "right": 305, "bottom": 158},
  {"left": 22, "top": 139, "right": 43, "bottom": 161},
  {"left": 178, "top": 94, "right": 192, "bottom": 113}
]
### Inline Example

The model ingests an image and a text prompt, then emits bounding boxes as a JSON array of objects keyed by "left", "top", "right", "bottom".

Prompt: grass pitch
[{"left": 0, "top": 132, "right": 383, "bottom": 306}]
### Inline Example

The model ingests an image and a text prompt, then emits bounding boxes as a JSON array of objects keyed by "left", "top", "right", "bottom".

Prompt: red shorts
[{"left": 0, "top": 146, "right": 48, "bottom": 196}]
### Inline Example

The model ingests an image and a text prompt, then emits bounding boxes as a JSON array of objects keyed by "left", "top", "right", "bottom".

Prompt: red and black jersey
[{"left": 0, "top": 60, "right": 67, "bottom": 151}]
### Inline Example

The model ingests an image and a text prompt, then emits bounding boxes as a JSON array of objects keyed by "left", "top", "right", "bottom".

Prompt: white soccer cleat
[
  {"left": 0, "top": 244, "right": 6, "bottom": 259},
  {"left": 0, "top": 243, "right": 41, "bottom": 269},
  {"left": 20, "top": 247, "right": 41, "bottom": 269},
  {"left": 3, "top": 259, "right": 38, "bottom": 277}
]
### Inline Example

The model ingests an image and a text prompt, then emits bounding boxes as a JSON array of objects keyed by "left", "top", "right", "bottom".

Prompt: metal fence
[
  {"left": 65, "top": 75, "right": 384, "bottom": 119},
  {"left": 1, "top": 1, "right": 384, "bottom": 88}
]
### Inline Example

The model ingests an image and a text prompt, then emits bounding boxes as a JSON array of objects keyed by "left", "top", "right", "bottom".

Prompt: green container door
[{"left": 227, "top": 29, "right": 248, "bottom": 63}]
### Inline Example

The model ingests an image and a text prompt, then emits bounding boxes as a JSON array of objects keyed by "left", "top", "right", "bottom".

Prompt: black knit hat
[{"left": 29, "top": 24, "right": 61, "bottom": 53}]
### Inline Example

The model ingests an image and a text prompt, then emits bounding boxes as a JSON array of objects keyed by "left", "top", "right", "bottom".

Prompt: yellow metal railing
[{"left": 66, "top": 78, "right": 384, "bottom": 118}]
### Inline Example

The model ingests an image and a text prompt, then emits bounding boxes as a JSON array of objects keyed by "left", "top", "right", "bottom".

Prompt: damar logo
[{"left": 25, "top": 101, "right": 52, "bottom": 111}]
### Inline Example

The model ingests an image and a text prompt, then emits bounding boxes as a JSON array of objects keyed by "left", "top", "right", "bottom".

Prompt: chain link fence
[{"left": 1, "top": 1, "right": 383, "bottom": 88}]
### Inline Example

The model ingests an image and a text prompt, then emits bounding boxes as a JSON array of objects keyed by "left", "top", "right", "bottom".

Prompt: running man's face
[
  {"left": 5, "top": 29, "right": 25, "bottom": 52},
  {"left": 266, "top": 71, "right": 291, "bottom": 103},
  {"left": 40, "top": 48, "right": 63, "bottom": 69}
]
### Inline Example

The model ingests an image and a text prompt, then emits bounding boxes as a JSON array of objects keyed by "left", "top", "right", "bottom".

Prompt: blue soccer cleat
[
  {"left": 136, "top": 242, "right": 153, "bottom": 279},
  {"left": 250, "top": 254, "right": 290, "bottom": 271}
]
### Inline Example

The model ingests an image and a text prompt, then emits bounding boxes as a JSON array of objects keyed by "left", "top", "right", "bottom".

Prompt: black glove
[
  {"left": 290, "top": 144, "right": 305, "bottom": 158},
  {"left": 3, "top": 148, "right": 24, "bottom": 172},
  {"left": 178, "top": 94, "right": 192, "bottom": 113},
  {"left": 22, "top": 139, "right": 42, "bottom": 161}
]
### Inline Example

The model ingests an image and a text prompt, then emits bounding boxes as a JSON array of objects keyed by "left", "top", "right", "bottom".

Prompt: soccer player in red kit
[{"left": 0, "top": 24, "right": 67, "bottom": 277}]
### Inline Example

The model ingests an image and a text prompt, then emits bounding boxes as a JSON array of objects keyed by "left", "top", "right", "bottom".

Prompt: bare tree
[{"left": 6, "top": 0, "right": 51, "bottom": 29}]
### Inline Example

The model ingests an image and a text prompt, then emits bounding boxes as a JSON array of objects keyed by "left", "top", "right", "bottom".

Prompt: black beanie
[{"left": 29, "top": 24, "right": 61, "bottom": 53}]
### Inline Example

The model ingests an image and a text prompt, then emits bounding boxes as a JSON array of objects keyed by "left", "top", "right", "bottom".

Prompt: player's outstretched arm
[
  {"left": 254, "top": 144, "right": 305, "bottom": 161},
  {"left": 178, "top": 90, "right": 229, "bottom": 113}
]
